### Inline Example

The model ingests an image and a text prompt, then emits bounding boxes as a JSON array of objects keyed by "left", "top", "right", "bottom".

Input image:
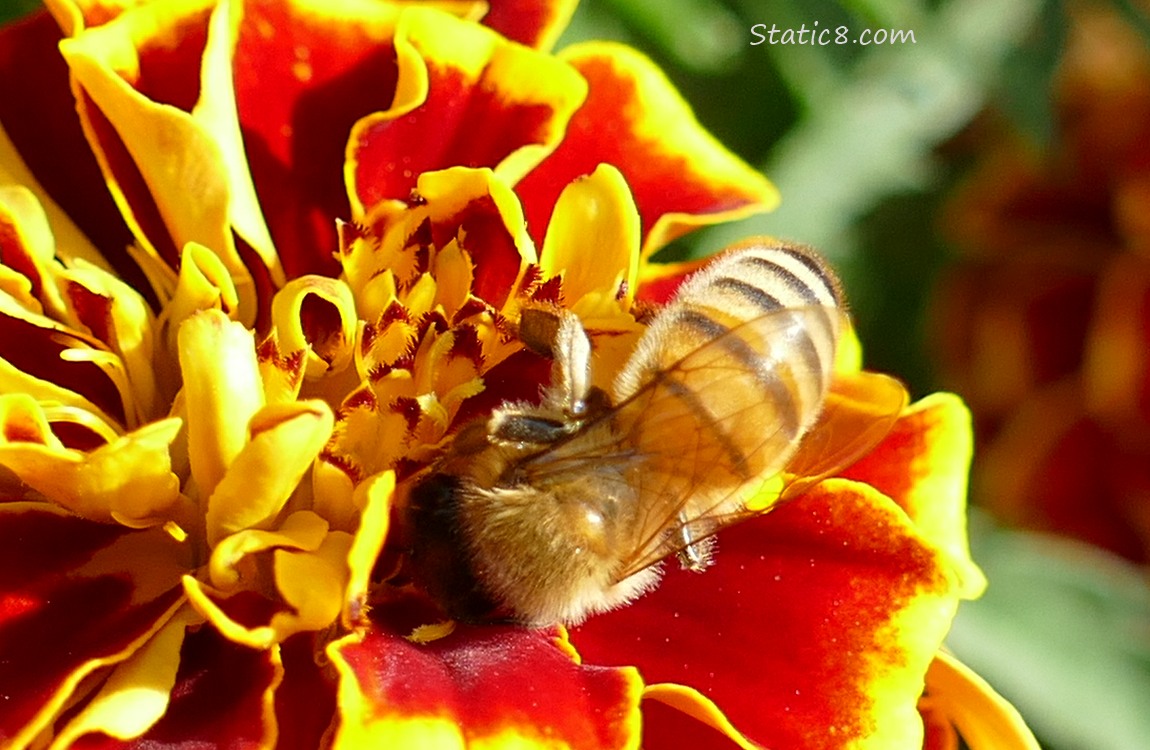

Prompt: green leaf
[
  {"left": 691, "top": 0, "right": 1049, "bottom": 262},
  {"left": 0, "top": 1, "right": 40, "bottom": 25},
  {"left": 947, "top": 511, "right": 1150, "bottom": 750}
]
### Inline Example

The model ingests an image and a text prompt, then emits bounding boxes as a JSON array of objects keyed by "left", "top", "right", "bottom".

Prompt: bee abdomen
[{"left": 616, "top": 241, "right": 842, "bottom": 482}]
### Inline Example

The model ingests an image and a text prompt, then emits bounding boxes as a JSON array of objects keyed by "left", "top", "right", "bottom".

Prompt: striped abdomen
[{"left": 613, "top": 241, "right": 842, "bottom": 492}]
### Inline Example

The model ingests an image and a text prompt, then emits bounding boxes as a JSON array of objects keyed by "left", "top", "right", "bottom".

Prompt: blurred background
[{"left": 4, "top": 0, "right": 1148, "bottom": 747}]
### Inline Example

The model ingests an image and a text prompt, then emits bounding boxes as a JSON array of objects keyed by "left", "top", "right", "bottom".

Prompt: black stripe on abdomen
[{"left": 676, "top": 309, "right": 801, "bottom": 442}]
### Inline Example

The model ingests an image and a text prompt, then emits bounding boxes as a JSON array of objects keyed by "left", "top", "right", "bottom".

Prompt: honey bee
[{"left": 406, "top": 239, "right": 907, "bottom": 626}]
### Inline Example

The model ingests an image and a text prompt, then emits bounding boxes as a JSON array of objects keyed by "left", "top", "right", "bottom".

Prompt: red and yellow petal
[
  {"left": 58, "top": 0, "right": 260, "bottom": 302},
  {"left": 63, "top": 624, "right": 284, "bottom": 749},
  {"left": 0, "top": 10, "right": 137, "bottom": 283},
  {"left": 0, "top": 503, "right": 190, "bottom": 748},
  {"left": 48, "top": 606, "right": 198, "bottom": 747},
  {"left": 842, "top": 393, "right": 986, "bottom": 598},
  {"left": 232, "top": 0, "right": 408, "bottom": 278},
  {"left": 570, "top": 477, "right": 966, "bottom": 750},
  {"left": 516, "top": 43, "right": 778, "bottom": 255},
  {"left": 329, "top": 620, "right": 643, "bottom": 749},
  {"left": 480, "top": 0, "right": 578, "bottom": 51},
  {"left": 347, "top": 7, "right": 586, "bottom": 220},
  {"left": 921, "top": 652, "right": 1040, "bottom": 750}
]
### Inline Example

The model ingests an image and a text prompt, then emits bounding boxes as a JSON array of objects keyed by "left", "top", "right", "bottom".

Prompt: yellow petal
[
  {"left": 0, "top": 127, "right": 113, "bottom": 274},
  {"left": 343, "top": 470, "right": 393, "bottom": 627},
  {"left": 49, "top": 606, "right": 200, "bottom": 748},
  {"left": 208, "top": 510, "right": 330, "bottom": 590},
  {"left": 204, "top": 400, "right": 334, "bottom": 546},
  {"left": 0, "top": 410, "right": 183, "bottom": 526},
  {"left": 272, "top": 530, "right": 354, "bottom": 636},
  {"left": 58, "top": 0, "right": 261, "bottom": 321},
  {"left": 178, "top": 309, "right": 265, "bottom": 501},
  {"left": 160, "top": 242, "right": 241, "bottom": 361},
  {"left": 270, "top": 275, "right": 358, "bottom": 379},
  {"left": 924, "top": 652, "right": 1041, "bottom": 750},
  {"left": 540, "top": 163, "right": 640, "bottom": 314},
  {"left": 56, "top": 259, "right": 160, "bottom": 425}
]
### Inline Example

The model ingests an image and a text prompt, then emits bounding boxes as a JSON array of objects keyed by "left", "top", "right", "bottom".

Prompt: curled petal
[
  {"left": 161, "top": 241, "right": 241, "bottom": 358},
  {"left": 273, "top": 530, "right": 354, "bottom": 635},
  {"left": 208, "top": 510, "right": 330, "bottom": 592},
  {"left": 328, "top": 623, "right": 643, "bottom": 750},
  {"left": 204, "top": 400, "right": 334, "bottom": 547},
  {"left": 347, "top": 8, "right": 586, "bottom": 217},
  {"left": 517, "top": 43, "right": 778, "bottom": 254},
  {"left": 270, "top": 275, "right": 358, "bottom": 379},
  {"left": 190, "top": 511, "right": 352, "bottom": 646},
  {"left": 0, "top": 397, "right": 184, "bottom": 527},
  {"left": 58, "top": 0, "right": 266, "bottom": 319}
]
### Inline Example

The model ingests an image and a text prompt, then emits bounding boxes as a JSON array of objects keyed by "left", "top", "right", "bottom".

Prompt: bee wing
[
  {"left": 600, "top": 306, "right": 841, "bottom": 581},
  {"left": 609, "top": 346, "right": 908, "bottom": 584},
  {"left": 775, "top": 369, "right": 908, "bottom": 502}
]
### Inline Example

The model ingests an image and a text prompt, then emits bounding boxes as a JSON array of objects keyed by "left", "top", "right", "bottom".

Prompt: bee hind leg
[{"left": 674, "top": 517, "right": 715, "bottom": 573}]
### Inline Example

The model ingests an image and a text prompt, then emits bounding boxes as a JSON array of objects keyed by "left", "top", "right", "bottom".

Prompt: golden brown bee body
[{"left": 408, "top": 240, "right": 904, "bottom": 626}]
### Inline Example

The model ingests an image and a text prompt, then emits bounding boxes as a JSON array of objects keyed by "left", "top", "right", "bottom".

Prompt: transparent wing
[{"left": 608, "top": 358, "right": 909, "bottom": 584}]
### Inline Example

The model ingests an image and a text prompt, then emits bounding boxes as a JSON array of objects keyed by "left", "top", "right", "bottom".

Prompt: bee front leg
[{"left": 519, "top": 307, "right": 594, "bottom": 418}]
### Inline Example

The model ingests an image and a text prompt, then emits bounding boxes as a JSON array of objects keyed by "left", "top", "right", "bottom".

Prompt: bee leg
[
  {"left": 674, "top": 518, "right": 714, "bottom": 573},
  {"left": 519, "top": 307, "right": 594, "bottom": 418}
]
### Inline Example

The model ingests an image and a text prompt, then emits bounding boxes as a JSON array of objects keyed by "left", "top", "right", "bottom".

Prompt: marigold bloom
[
  {"left": 0, "top": 1, "right": 1034, "bottom": 748},
  {"left": 935, "top": 6, "right": 1150, "bottom": 563}
]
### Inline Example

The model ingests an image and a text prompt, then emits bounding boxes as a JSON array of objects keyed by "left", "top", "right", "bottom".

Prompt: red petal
[
  {"left": 570, "top": 483, "right": 956, "bottom": 750},
  {"left": 331, "top": 616, "right": 642, "bottom": 749},
  {"left": 0, "top": 504, "right": 187, "bottom": 746},
  {"left": 480, "top": 0, "right": 577, "bottom": 50},
  {"left": 634, "top": 256, "right": 712, "bottom": 305},
  {"left": 274, "top": 633, "right": 338, "bottom": 750},
  {"left": 233, "top": 0, "right": 403, "bottom": 278},
  {"left": 516, "top": 44, "right": 776, "bottom": 255}
]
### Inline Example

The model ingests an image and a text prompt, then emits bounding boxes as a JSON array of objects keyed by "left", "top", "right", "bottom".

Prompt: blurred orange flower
[
  {"left": 936, "top": 7, "right": 1150, "bottom": 563},
  {"left": 0, "top": 1, "right": 1033, "bottom": 748}
]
